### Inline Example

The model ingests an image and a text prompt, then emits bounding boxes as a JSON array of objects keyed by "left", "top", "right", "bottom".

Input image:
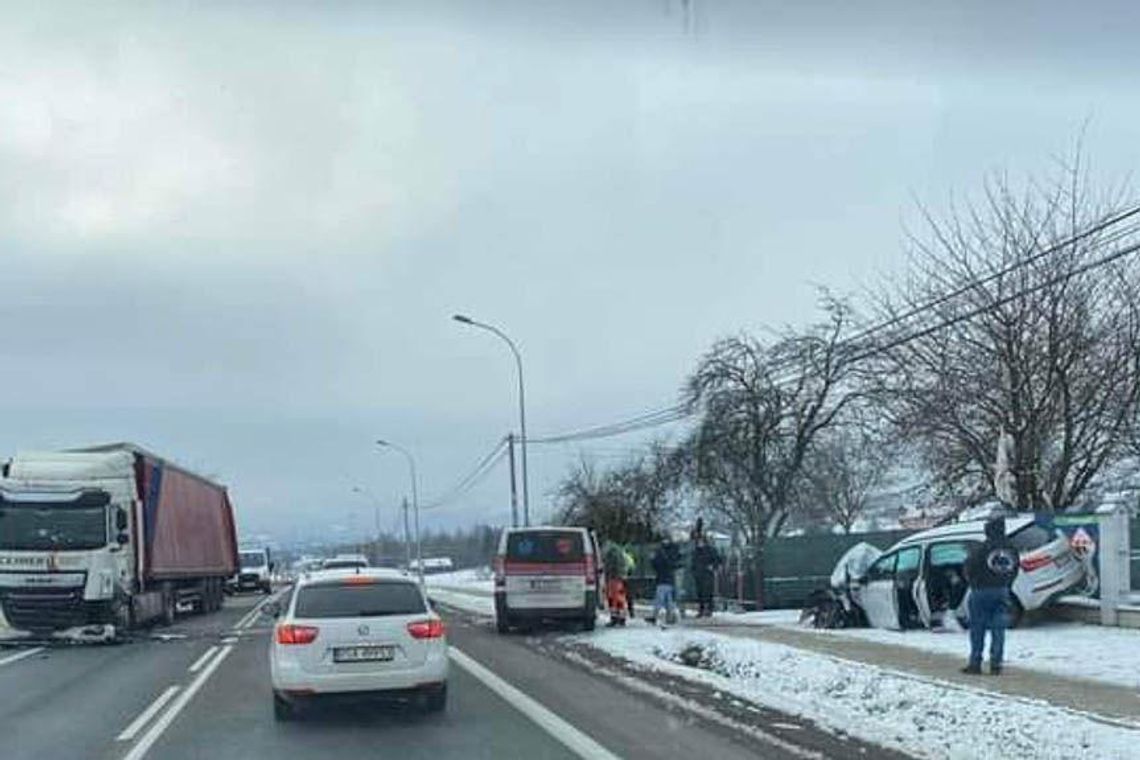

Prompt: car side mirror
[
  {"left": 262, "top": 601, "right": 281, "bottom": 618},
  {"left": 115, "top": 509, "right": 129, "bottom": 531},
  {"left": 117, "top": 532, "right": 129, "bottom": 546}
]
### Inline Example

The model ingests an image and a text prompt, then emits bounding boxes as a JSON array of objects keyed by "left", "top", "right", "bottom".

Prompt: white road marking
[
  {"left": 449, "top": 647, "right": 622, "bottom": 760},
  {"left": 187, "top": 646, "right": 219, "bottom": 674},
  {"left": 0, "top": 646, "right": 44, "bottom": 668},
  {"left": 121, "top": 645, "right": 234, "bottom": 760},
  {"left": 115, "top": 686, "right": 181, "bottom": 742}
]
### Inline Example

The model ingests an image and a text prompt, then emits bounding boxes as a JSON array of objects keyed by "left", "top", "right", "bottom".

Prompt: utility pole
[
  {"left": 403, "top": 500, "right": 412, "bottom": 571},
  {"left": 507, "top": 432, "right": 519, "bottom": 528}
]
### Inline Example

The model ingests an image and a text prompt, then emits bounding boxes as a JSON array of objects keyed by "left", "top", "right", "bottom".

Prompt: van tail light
[
  {"left": 407, "top": 619, "right": 446, "bottom": 639},
  {"left": 584, "top": 554, "right": 597, "bottom": 587},
  {"left": 493, "top": 556, "right": 505, "bottom": 587},
  {"left": 276, "top": 624, "right": 319, "bottom": 645},
  {"left": 1020, "top": 553, "right": 1053, "bottom": 573}
]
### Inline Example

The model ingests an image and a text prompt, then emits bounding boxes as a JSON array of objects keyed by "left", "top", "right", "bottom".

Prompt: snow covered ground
[
  {"left": 802, "top": 621, "right": 1140, "bottom": 690},
  {"left": 427, "top": 586, "right": 495, "bottom": 616},
  {"left": 423, "top": 567, "right": 494, "bottom": 593},
  {"left": 575, "top": 627, "right": 1140, "bottom": 760}
]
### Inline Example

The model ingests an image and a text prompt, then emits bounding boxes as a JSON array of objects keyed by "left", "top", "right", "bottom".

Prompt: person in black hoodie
[{"left": 962, "top": 517, "right": 1020, "bottom": 675}]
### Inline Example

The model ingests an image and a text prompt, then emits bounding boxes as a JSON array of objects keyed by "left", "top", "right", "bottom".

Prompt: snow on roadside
[
  {"left": 428, "top": 587, "right": 495, "bottom": 617},
  {"left": 802, "top": 621, "right": 1140, "bottom": 690},
  {"left": 424, "top": 567, "right": 495, "bottom": 593},
  {"left": 575, "top": 627, "right": 1140, "bottom": 760},
  {"left": 707, "top": 609, "right": 804, "bottom": 626}
]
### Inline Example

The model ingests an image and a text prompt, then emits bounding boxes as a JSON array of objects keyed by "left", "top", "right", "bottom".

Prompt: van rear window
[{"left": 507, "top": 531, "right": 584, "bottom": 563}]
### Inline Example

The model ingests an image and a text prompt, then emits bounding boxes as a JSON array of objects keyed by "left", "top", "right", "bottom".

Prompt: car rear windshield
[
  {"left": 294, "top": 581, "right": 425, "bottom": 618},
  {"left": 506, "top": 531, "right": 584, "bottom": 563},
  {"left": 1010, "top": 524, "right": 1053, "bottom": 551}
]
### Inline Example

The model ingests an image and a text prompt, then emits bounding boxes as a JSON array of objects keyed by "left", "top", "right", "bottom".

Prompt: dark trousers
[
  {"left": 967, "top": 586, "right": 1010, "bottom": 667},
  {"left": 695, "top": 572, "right": 715, "bottom": 616}
]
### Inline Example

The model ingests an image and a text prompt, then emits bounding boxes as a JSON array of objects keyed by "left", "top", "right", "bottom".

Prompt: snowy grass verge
[
  {"left": 803, "top": 621, "right": 1140, "bottom": 690},
  {"left": 428, "top": 587, "right": 495, "bottom": 617},
  {"left": 573, "top": 627, "right": 1140, "bottom": 760}
]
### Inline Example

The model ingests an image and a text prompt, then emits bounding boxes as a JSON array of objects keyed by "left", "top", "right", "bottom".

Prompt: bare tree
[
  {"left": 683, "top": 298, "right": 861, "bottom": 606},
  {"left": 798, "top": 426, "right": 890, "bottom": 533},
  {"left": 553, "top": 443, "right": 683, "bottom": 543},
  {"left": 874, "top": 160, "right": 1140, "bottom": 510}
]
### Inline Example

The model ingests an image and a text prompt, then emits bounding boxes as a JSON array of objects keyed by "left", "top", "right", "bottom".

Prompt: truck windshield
[
  {"left": 240, "top": 552, "right": 266, "bottom": 568},
  {"left": 0, "top": 503, "right": 107, "bottom": 551}
]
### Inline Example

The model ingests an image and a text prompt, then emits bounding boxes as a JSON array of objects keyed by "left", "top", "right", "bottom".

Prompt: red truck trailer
[{"left": 0, "top": 443, "right": 239, "bottom": 637}]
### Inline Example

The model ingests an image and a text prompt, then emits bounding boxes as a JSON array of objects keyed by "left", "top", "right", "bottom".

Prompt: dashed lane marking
[
  {"left": 115, "top": 686, "right": 181, "bottom": 742},
  {"left": 121, "top": 645, "right": 233, "bottom": 760},
  {"left": 0, "top": 647, "right": 45, "bottom": 668},
  {"left": 187, "top": 646, "right": 219, "bottom": 674}
]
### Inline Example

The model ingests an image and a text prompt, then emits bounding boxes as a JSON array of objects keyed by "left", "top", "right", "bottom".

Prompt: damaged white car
[{"left": 816, "top": 517, "right": 1084, "bottom": 630}]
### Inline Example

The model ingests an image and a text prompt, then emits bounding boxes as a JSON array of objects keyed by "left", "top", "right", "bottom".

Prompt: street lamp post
[
  {"left": 351, "top": 486, "right": 386, "bottom": 563},
  {"left": 452, "top": 314, "right": 530, "bottom": 526},
  {"left": 375, "top": 440, "right": 423, "bottom": 584}
]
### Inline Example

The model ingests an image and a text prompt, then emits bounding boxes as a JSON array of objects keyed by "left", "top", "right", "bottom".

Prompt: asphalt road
[{"left": 0, "top": 592, "right": 898, "bottom": 760}]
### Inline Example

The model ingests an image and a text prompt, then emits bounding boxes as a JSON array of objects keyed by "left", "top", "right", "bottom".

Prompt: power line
[
  {"left": 844, "top": 204, "right": 1140, "bottom": 350},
  {"left": 422, "top": 436, "right": 508, "bottom": 509},
  {"left": 528, "top": 405, "right": 691, "bottom": 444},
  {"left": 848, "top": 237, "right": 1140, "bottom": 365}
]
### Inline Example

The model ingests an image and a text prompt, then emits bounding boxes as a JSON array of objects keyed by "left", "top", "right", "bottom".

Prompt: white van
[{"left": 492, "top": 526, "right": 604, "bottom": 633}]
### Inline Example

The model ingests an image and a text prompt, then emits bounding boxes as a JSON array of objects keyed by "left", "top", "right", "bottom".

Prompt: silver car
[{"left": 850, "top": 516, "right": 1083, "bottom": 630}]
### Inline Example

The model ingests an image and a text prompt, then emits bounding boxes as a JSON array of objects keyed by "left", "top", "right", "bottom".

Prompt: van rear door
[{"left": 504, "top": 530, "right": 586, "bottom": 610}]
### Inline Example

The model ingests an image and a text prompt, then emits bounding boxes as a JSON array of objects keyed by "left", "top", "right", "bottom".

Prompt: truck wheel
[
  {"left": 112, "top": 600, "right": 134, "bottom": 638},
  {"left": 161, "top": 590, "right": 176, "bottom": 627},
  {"left": 496, "top": 615, "right": 512, "bottom": 634}
]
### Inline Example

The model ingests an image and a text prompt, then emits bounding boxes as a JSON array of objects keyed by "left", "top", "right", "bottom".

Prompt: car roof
[
  {"left": 297, "top": 567, "right": 411, "bottom": 587},
  {"left": 890, "top": 515, "right": 1036, "bottom": 551}
]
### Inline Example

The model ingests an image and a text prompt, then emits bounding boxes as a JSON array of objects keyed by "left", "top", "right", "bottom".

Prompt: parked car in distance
[
  {"left": 268, "top": 568, "right": 447, "bottom": 720},
  {"left": 493, "top": 526, "right": 605, "bottom": 634},
  {"left": 849, "top": 516, "right": 1084, "bottom": 630},
  {"left": 320, "top": 554, "right": 370, "bottom": 571}
]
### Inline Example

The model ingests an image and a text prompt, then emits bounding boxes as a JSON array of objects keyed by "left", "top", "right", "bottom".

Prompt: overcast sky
[{"left": 2, "top": 1, "right": 1139, "bottom": 544}]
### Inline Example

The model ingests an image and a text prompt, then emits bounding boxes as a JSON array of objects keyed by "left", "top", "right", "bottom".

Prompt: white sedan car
[{"left": 268, "top": 568, "right": 448, "bottom": 720}]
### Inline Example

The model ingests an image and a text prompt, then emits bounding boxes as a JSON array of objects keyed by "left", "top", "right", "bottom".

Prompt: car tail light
[
  {"left": 407, "top": 619, "right": 445, "bottom": 639},
  {"left": 584, "top": 554, "right": 596, "bottom": 587},
  {"left": 276, "top": 624, "right": 319, "bottom": 645},
  {"left": 1020, "top": 553, "right": 1053, "bottom": 573}
]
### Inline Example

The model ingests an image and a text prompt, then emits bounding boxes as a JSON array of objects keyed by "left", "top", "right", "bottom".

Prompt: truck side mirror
[{"left": 116, "top": 509, "right": 129, "bottom": 531}]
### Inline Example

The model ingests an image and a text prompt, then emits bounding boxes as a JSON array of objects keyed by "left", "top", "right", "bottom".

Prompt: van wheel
[{"left": 581, "top": 615, "right": 596, "bottom": 632}]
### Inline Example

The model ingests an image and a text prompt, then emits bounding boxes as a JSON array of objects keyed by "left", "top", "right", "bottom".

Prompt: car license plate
[
  {"left": 529, "top": 578, "right": 563, "bottom": 591},
  {"left": 334, "top": 645, "right": 395, "bottom": 663}
]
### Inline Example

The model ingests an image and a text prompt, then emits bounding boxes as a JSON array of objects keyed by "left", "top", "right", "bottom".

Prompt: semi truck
[{"left": 0, "top": 443, "right": 238, "bottom": 641}]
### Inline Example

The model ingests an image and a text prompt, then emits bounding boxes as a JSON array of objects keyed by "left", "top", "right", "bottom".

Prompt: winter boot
[{"left": 960, "top": 663, "right": 982, "bottom": 675}]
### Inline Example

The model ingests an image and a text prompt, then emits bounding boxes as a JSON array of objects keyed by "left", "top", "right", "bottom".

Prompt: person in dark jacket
[
  {"left": 650, "top": 538, "right": 682, "bottom": 626},
  {"left": 962, "top": 517, "right": 1020, "bottom": 675},
  {"left": 691, "top": 534, "right": 722, "bottom": 618}
]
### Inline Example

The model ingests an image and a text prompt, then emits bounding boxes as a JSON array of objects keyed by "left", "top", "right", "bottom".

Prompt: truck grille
[{"left": 1, "top": 588, "right": 88, "bottom": 632}]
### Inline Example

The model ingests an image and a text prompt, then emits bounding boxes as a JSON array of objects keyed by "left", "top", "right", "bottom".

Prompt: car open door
[{"left": 858, "top": 551, "right": 900, "bottom": 630}]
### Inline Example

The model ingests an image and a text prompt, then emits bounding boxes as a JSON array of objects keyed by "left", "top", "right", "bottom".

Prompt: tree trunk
[{"left": 752, "top": 545, "right": 765, "bottom": 611}]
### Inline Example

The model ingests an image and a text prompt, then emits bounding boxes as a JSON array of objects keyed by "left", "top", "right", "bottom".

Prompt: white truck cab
[{"left": 233, "top": 547, "right": 274, "bottom": 594}]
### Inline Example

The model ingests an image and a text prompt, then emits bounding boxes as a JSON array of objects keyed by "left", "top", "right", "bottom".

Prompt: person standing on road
[
  {"left": 650, "top": 538, "right": 682, "bottom": 626},
  {"left": 962, "top": 517, "right": 1020, "bottom": 676},
  {"left": 691, "top": 533, "right": 722, "bottom": 618}
]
